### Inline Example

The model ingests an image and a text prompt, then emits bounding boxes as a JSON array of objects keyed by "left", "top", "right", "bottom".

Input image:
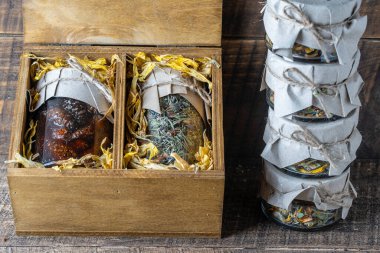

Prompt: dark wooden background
[{"left": 0, "top": 0, "right": 379, "bottom": 252}]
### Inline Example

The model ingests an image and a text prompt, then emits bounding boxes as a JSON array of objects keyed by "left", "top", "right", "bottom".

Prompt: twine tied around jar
[
  {"left": 67, "top": 56, "right": 114, "bottom": 104},
  {"left": 141, "top": 68, "right": 213, "bottom": 107},
  {"left": 266, "top": 0, "right": 356, "bottom": 63},
  {"left": 269, "top": 123, "right": 351, "bottom": 169},
  {"left": 27, "top": 56, "right": 115, "bottom": 122},
  {"left": 313, "top": 178, "right": 357, "bottom": 209},
  {"left": 265, "top": 65, "right": 354, "bottom": 118}
]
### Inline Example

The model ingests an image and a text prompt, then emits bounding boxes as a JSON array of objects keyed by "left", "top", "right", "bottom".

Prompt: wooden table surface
[{"left": 1, "top": 0, "right": 379, "bottom": 252}]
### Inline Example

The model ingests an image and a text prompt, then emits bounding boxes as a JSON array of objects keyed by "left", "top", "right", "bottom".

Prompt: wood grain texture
[
  {"left": 1, "top": 160, "right": 380, "bottom": 251},
  {"left": 222, "top": 0, "right": 380, "bottom": 39},
  {"left": 0, "top": 0, "right": 23, "bottom": 35},
  {"left": 3, "top": 0, "right": 380, "bottom": 39},
  {"left": 7, "top": 168, "right": 224, "bottom": 236},
  {"left": 23, "top": 0, "right": 222, "bottom": 46}
]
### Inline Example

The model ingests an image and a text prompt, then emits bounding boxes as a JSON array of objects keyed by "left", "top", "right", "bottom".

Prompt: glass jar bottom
[{"left": 261, "top": 200, "right": 341, "bottom": 231}]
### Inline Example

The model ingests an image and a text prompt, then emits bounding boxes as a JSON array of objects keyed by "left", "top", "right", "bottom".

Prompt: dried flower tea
[
  {"left": 145, "top": 94, "right": 204, "bottom": 164},
  {"left": 266, "top": 86, "right": 341, "bottom": 122},
  {"left": 282, "top": 158, "right": 330, "bottom": 178},
  {"left": 265, "top": 34, "right": 338, "bottom": 63},
  {"left": 262, "top": 200, "right": 341, "bottom": 230}
]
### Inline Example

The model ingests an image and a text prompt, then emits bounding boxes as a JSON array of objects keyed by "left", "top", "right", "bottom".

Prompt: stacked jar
[{"left": 260, "top": 0, "right": 367, "bottom": 230}]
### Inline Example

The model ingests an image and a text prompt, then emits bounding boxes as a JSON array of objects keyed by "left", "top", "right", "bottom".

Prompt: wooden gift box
[{"left": 7, "top": 0, "right": 225, "bottom": 237}]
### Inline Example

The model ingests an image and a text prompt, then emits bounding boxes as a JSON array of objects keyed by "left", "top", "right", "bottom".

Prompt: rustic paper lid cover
[{"left": 23, "top": 0, "right": 222, "bottom": 46}]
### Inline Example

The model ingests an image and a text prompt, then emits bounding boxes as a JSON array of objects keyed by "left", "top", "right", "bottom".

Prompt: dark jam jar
[
  {"left": 261, "top": 200, "right": 342, "bottom": 231},
  {"left": 34, "top": 97, "right": 113, "bottom": 167},
  {"left": 266, "top": 86, "right": 342, "bottom": 122},
  {"left": 265, "top": 34, "right": 338, "bottom": 64},
  {"left": 145, "top": 94, "right": 204, "bottom": 165}
]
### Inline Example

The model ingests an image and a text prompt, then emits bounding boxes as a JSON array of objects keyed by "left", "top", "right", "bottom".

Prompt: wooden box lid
[{"left": 23, "top": 0, "right": 222, "bottom": 47}]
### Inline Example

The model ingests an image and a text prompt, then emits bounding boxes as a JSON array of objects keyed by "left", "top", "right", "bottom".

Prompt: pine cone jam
[{"left": 34, "top": 97, "right": 112, "bottom": 167}]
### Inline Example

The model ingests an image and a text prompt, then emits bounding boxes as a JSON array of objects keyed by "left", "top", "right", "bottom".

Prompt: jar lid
[
  {"left": 33, "top": 68, "right": 112, "bottom": 119},
  {"left": 262, "top": 107, "right": 362, "bottom": 176}
]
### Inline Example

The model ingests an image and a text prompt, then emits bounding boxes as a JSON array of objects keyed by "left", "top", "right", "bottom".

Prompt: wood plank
[
  {"left": 0, "top": 0, "right": 23, "bottom": 35},
  {"left": 7, "top": 167, "right": 224, "bottom": 237},
  {"left": 22, "top": 0, "right": 222, "bottom": 46},
  {"left": 222, "top": 0, "right": 380, "bottom": 39},
  {"left": 2, "top": 0, "right": 380, "bottom": 40}
]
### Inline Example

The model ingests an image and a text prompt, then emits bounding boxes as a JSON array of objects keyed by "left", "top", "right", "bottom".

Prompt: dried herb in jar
[
  {"left": 145, "top": 94, "right": 204, "bottom": 165},
  {"left": 262, "top": 200, "right": 341, "bottom": 230},
  {"left": 124, "top": 53, "right": 218, "bottom": 171}
]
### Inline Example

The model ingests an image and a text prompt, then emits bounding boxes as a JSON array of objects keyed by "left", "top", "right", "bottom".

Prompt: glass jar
[
  {"left": 34, "top": 97, "right": 113, "bottom": 167},
  {"left": 265, "top": 34, "right": 338, "bottom": 64},
  {"left": 145, "top": 94, "right": 204, "bottom": 165},
  {"left": 280, "top": 158, "right": 331, "bottom": 178},
  {"left": 261, "top": 199, "right": 342, "bottom": 231},
  {"left": 266, "top": 86, "right": 342, "bottom": 122}
]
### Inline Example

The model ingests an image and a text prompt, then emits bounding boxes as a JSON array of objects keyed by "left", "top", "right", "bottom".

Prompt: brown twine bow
[
  {"left": 314, "top": 178, "right": 357, "bottom": 208},
  {"left": 291, "top": 127, "right": 348, "bottom": 169},
  {"left": 266, "top": 65, "right": 342, "bottom": 118},
  {"left": 141, "top": 70, "right": 212, "bottom": 107},
  {"left": 267, "top": 0, "right": 355, "bottom": 63}
]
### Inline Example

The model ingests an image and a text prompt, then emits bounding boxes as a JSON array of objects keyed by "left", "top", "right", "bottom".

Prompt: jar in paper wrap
[
  {"left": 32, "top": 67, "right": 113, "bottom": 167},
  {"left": 263, "top": 0, "right": 367, "bottom": 64},
  {"left": 261, "top": 161, "right": 357, "bottom": 230},
  {"left": 262, "top": 107, "right": 361, "bottom": 177},
  {"left": 261, "top": 50, "right": 363, "bottom": 122},
  {"left": 141, "top": 67, "right": 210, "bottom": 165}
]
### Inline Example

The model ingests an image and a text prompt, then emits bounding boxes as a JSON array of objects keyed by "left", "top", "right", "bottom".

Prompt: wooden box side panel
[
  {"left": 7, "top": 169, "right": 224, "bottom": 237},
  {"left": 23, "top": 0, "right": 222, "bottom": 47},
  {"left": 8, "top": 57, "right": 31, "bottom": 165},
  {"left": 9, "top": 46, "right": 126, "bottom": 170}
]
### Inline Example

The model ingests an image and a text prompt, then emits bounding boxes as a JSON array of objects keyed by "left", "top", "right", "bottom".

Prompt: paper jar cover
[
  {"left": 34, "top": 68, "right": 112, "bottom": 119},
  {"left": 263, "top": 0, "right": 367, "bottom": 64},
  {"left": 262, "top": 50, "right": 364, "bottom": 118},
  {"left": 142, "top": 67, "right": 211, "bottom": 122},
  {"left": 261, "top": 161, "right": 357, "bottom": 219},
  {"left": 262, "top": 107, "right": 362, "bottom": 176}
]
